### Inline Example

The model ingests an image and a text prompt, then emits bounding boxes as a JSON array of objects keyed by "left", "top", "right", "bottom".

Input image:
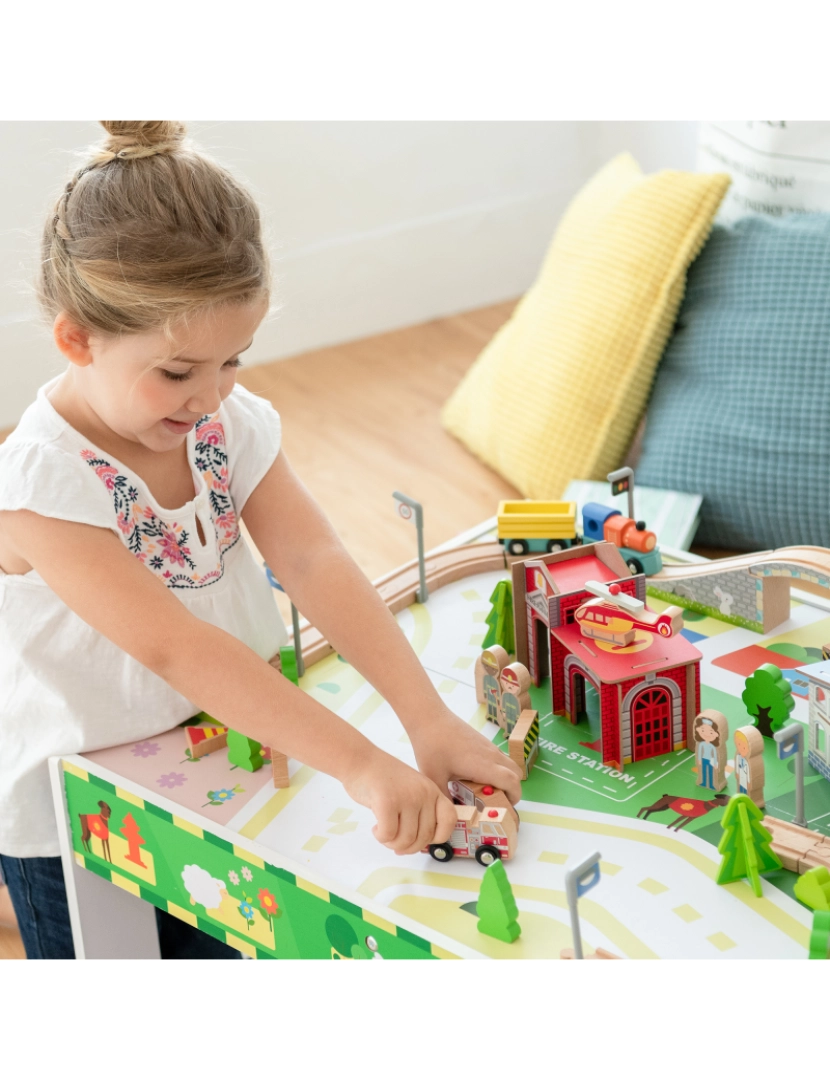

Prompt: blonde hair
[{"left": 38, "top": 121, "right": 270, "bottom": 339}]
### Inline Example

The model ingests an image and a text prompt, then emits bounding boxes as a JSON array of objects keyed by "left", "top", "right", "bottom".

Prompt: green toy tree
[
  {"left": 227, "top": 729, "right": 264, "bottom": 772},
  {"left": 809, "top": 911, "right": 830, "bottom": 960},
  {"left": 482, "top": 579, "right": 514, "bottom": 654},
  {"left": 716, "top": 794, "right": 782, "bottom": 897},
  {"left": 280, "top": 645, "right": 300, "bottom": 686},
  {"left": 741, "top": 663, "right": 794, "bottom": 739},
  {"left": 477, "top": 858, "right": 521, "bottom": 943},
  {"left": 795, "top": 866, "right": 830, "bottom": 912}
]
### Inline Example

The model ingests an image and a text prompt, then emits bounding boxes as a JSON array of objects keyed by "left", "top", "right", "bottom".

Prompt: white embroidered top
[{"left": 0, "top": 377, "right": 288, "bottom": 857}]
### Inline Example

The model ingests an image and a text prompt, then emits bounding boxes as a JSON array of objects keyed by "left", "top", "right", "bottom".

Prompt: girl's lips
[{"left": 162, "top": 418, "right": 195, "bottom": 434}]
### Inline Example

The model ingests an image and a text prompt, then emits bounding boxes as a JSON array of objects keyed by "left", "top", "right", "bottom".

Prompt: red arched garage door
[{"left": 631, "top": 686, "right": 672, "bottom": 761}]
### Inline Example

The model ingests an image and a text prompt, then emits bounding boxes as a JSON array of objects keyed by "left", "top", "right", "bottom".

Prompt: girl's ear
[{"left": 53, "top": 312, "right": 93, "bottom": 367}]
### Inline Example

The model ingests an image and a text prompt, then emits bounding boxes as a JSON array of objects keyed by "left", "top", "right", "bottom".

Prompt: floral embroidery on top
[{"left": 80, "top": 411, "right": 241, "bottom": 590}]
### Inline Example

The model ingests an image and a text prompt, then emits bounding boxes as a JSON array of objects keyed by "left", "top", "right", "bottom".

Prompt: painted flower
[
  {"left": 258, "top": 888, "right": 278, "bottom": 917},
  {"left": 241, "top": 866, "right": 253, "bottom": 882},
  {"left": 132, "top": 740, "right": 161, "bottom": 758},
  {"left": 228, "top": 870, "right": 240, "bottom": 886},
  {"left": 239, "top": 899, "right": 255, "bottom": 923},
  {"left": 157, "top": 772, "right": 187, "bottom": 789},
  {"left": 149, "top": 555, "right": 164, "bottom": 571},
  {"left": 202, "top": 785, "right": 244, "bottom": 807}
]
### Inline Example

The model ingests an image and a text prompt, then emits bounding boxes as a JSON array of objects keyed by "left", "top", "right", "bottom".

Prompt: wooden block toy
[
  {"left": 226, "top": 728, "right": 265, "bottom": 772},
  {"left": 692, "top": 709, "right": 728, "bottom": 792},
  {"left": 476, "top": 646, "right": 510, "bottom": 727},
  {"left": 508, "top": 709, "right": 540, "bottom": 778},
  {"left": 809, "top": 911, "right": 830, "bottom": 959},
  {"left": 184, "top": 722, "right": 229, "bottom": 759},
  {"left": 476, "top": 858, "right": 521, "bottom": 943},
  {"left": 716, "top": 794, "right": 782, "bottom": 898},
  {"left": 448, "top": 778, "right": 520, "bottom": 827},
  {"left": 795, "top": 866, "right": 830, "bottom": 911},
  {"left": 733, "top": 724, "right": 765, "bottom": 807},
  {"left": 499, "top": 661, "right": 532, "bottom": 734},
  {"left": 271, "top": 750, "right": 290, "bottom": 789}
]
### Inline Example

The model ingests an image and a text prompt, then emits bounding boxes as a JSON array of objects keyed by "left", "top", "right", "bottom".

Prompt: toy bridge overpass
[{"left": 648, "top": 547, "right": 830, "bottom": 633}]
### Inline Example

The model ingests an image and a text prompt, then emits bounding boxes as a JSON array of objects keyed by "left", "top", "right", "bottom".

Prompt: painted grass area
[
  {"left": 492, "top": 678, "right": 830, "bottom": 845},
  {"left": 646, "top": 586, "right": 762, "bottom": 633}
]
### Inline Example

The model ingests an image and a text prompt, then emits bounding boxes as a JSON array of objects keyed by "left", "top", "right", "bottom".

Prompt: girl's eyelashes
[{"left": 160, "top": 358, "right": 243, "bottom": 383}]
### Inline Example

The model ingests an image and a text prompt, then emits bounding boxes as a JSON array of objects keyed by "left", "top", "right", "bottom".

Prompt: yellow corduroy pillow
[{"left": 441, "top": 153, "right": 731, "bottom": 498}]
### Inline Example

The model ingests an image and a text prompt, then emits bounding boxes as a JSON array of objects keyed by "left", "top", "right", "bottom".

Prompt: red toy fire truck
[{"left": 425, "top": 780, "right": 519, "bottom": 865}]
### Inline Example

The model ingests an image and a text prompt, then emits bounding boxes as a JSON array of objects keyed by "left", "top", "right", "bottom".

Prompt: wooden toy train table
[{"left": 51, "top": 524, "right": 830, "bottom": 959}]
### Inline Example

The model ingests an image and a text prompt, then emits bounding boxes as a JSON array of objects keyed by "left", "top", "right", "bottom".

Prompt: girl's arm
[
  {"left": 241, "top": 452, "right": 523, "bottom": 804},
  {"left": 0, "top": 509, "right": 458, "bottom": 855}
]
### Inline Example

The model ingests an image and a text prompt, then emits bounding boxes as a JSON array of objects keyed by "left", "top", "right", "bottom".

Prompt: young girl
[{"left": 0, "top": 121, "right": 522, "bottom": 959}]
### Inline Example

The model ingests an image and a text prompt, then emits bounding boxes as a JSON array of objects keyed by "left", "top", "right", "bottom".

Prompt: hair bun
[{"left": 99, "top": 121, "right": 186, "bottom": 156}]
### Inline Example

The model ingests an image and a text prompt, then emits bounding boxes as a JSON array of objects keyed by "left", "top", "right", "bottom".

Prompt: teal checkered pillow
[{"left": 638, "top": 214, "right": 830, "bottom": 550}]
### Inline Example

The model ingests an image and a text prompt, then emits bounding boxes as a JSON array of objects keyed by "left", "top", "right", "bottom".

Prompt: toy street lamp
[
  {"left": 607, "top": 467, "right": 635, "bottom": 521},
  {"left": 774, "top": 723, "right": 808, "bottom": 829},
  {"left": 564, "top": 850, "right": 602, "bottom": 959},
  {"left": 393, "top": 492, "right": 428, "bottom": 604}
]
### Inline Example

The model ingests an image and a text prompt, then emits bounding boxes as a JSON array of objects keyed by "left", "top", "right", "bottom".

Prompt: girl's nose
[{"left": 186, "top": 382, "right": 222, "bottom": 417}]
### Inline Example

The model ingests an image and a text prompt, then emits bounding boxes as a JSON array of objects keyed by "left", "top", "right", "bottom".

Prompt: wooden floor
[
  {"left": 0, "top": 299, "right": 519, "bottom": 959},
  {"left": 238, "top": 300, "right": 521, "bottom": 580}
]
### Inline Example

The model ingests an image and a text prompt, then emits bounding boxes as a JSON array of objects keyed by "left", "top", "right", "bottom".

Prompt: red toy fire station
[{"left": 512, "top": 542, "right": 702, "bottom": 771}]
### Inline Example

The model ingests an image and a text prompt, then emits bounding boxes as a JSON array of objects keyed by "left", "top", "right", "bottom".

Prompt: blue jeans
[
  {"left": 0, "top": 854, "right": 240, "bottom": 960},
  {"left": 701, "top": 757, "right": 714, "bottom": 789}
]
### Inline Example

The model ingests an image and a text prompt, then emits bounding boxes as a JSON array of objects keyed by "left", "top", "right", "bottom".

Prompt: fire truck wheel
[
  {"left": 627, "top": 557, "right": 643, "bottom": 575},
  {"left": 475, "top": 847, "right": 502, "bottom": 867},
  {"left": 428, "top": 843, "right": 455, "bottom": 862}
]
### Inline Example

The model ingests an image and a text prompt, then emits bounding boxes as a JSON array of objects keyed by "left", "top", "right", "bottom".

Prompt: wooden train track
[
  {"left": 271, "top": 541, "right": 514, "bottom": 671},
  {"left": 763, "top": 816, "right": 830, "bottom": 874}
]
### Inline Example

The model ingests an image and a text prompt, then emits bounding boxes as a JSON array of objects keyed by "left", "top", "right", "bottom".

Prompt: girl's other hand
[
  {"left": 343, "top": 749, "right": 458, "bottom": 856},
  {"left": 409, "top": 707, "right": 524, "bottom": 806}
]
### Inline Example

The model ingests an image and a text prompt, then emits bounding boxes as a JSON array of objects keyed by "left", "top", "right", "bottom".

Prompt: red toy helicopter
[{"left": 574, "top": 580, "right": 684, "bottom": 647}]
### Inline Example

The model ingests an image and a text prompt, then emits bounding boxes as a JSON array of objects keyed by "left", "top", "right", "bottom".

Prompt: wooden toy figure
[
  {"left": 499, "top": 662, "right": 532, "bottom": 735},
  {"left": 693, "top": 709, "right": 728, "bottom": 792},
  {"left": 734, "top": 725, "right": 765, "bottom": 808},
  {"left": 476, "top": 646, "right": 509, "bottom": 726}
]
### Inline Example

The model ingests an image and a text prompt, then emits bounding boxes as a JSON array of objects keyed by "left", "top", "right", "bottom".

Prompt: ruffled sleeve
[
  {"left": 0, "top": 439, "right": 119, "bottom": 533},
  {"left": 220, "top": 384, "right": 282, "bottom": 512}
]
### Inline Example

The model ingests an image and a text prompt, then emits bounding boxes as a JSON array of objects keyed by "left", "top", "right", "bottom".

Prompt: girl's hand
[
  {"left": 343, "top": 748, "right": 459, "bottom": 856},
  {"left": 408, "top": 707, "right": 524, "bottom": 805}
]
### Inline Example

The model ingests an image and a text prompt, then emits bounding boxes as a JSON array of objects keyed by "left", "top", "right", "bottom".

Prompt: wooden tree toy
[
  {"left": 693, "top": 709, "right": 728, "bottom": 792},
  {"left": 482, "top": 579, "right": 514, "bottom": 654},
  {"left": 280, "top": 645, "right": 300, "bottom": 686},
  {"left": 476, "top": 858, "right": 521, "bottom": 943},
  {"left": 227, "top": 729, "right": 265, "bottom": 772},
  {"left": 795, "top": 866, "right": 830, "bottom": 911},
  {"left": 809, "top": 911, "right": 830, "bottom": 959},
  {"left": 733, "top": 725, "right": 765, "bottom": 807},
  {"left": 742, "top": 663, "right": 795, "bottom": 739},
  {"left": 475, "top": 646, "right": 509, "bottom": 727},
  {"left": 716, "top": 794, "right": 782, "bottom": 898},
  {"left": 499, "top": 662, "right": 532, "bottom": 735}
]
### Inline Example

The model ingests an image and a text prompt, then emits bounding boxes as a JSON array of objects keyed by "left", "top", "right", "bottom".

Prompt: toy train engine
[{"left": 581, "top": 502, "right": 662, "bottom": 575}]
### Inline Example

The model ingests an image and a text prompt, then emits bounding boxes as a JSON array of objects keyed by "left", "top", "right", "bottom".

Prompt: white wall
[{"left": 0, "top": 121, "right": 698, "bottom": 429}]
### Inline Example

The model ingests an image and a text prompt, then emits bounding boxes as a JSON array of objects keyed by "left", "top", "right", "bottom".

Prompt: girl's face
[
  {"left": 63, "top": 299, "right": 267, "bottom": 453},
  {"left": 697, "top": 723, "right": 718, "bottom": 744}
]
